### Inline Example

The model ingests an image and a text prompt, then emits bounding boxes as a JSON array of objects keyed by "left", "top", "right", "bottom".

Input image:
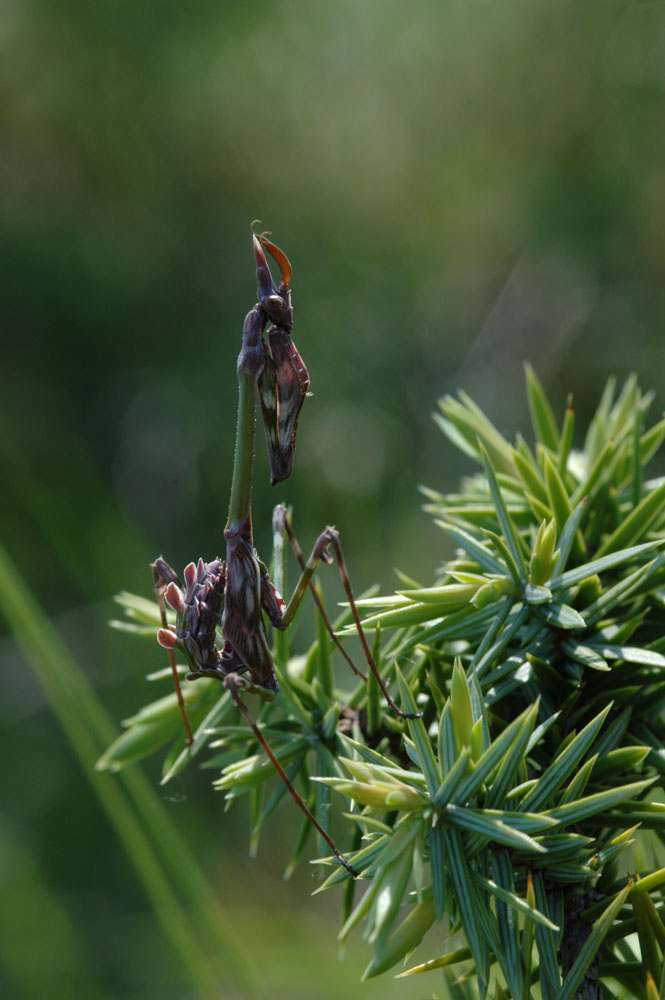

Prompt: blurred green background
[{"left": 2, "top": 1, "right": 665, "bottom": 997}]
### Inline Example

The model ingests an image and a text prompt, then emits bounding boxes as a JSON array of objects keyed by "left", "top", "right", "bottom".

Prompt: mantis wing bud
[{"left": 257, "top": 327, "right": 310, "bottom": 484}]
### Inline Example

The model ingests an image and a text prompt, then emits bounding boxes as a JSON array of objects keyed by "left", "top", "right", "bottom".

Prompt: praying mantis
[{"left": 151, "top": 229, "right": 416, "bottom": 876}]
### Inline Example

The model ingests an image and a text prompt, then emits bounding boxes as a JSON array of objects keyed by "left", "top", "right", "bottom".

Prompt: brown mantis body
[{"left": 151, "top": 231, "right": 417, "bottom": 876}]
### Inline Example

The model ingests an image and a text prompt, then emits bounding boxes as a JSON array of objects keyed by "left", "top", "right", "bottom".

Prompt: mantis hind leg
[{"left": 223, "top": 672, "right": 358, "bottom": 878}]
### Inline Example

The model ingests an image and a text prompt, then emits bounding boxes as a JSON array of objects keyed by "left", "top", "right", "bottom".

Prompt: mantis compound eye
[{"left": 264, "top": 293, "right": 288, "bottom": 322}]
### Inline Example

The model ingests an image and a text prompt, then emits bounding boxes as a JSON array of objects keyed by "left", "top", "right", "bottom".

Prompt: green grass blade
[
  {"left": 362, "top": 897, "right": 437, "bottom": 980},
  {"left": 555, "top": 884, "right": 630, "bottom": 1000},
  {"left": 446, "top": 805, "right": 546, "bottom": 853},
  {"left": 560, "top": 640, "right": 610, "bottom": 672},
  {"left": 640, "top": 417, "right": 665, "bottom": 468},
  {"left": 429, "top": 821, "right": 447, "bottom": 920},
  {"left": 443, "top": 827, "right": 490, "bottom": 996},
  {"left": 583, "top": 558, "right": 663, "bottom": 626},
  {"left": 583, "top": 376, "right": 615, "bottom": 462},
  {"left": 456, "top": 704, "right": 538, "bottom": 804},
  {"left": 396, "top": 665, "right": 440, "bottom": 795},
  {"left": 435, "top": 520, "right": 507, "bottom": 575},
  {"left": 161, "top": 689, "right": 233, "bottom": 782},
  {"left": 632, "top": 890, "right": 661, "bottom": 985},
  {"left": 433, "top": 410, "right": 482, "bottom": 462},
  {"left": 595, "top": 480, "right": 665, "bottom": 557},
  {"left": 546, "top": 779, "right": 654, "bottom": 825},
  {"left": 395, "top": 946, "right": 472, "bottom": 978},
  {"left": 557, "top": 540, "right": 663, "bottom": 588},
  {"left": 435, "top": 747, "right": 470, "bottom": 807},
  {"left": 558, "top": 396, "right": 575, "bottom": 475},
  {"left": 114, "top": 590, "right": 163, "bottom": 625},
  {"left": 570, "top": 437, "right": 619, "bottom": 506},
  {"left": 539, "top": 601, "right": 586, "bottom": 629},
  {"left": 543, "top": 453, "right": 574, "bottom": 542},
  {"left": 473, "top": 869, "right": 558, "bottom": 929},
  {"left": 96, "top": 717, "right": 184, "bottom": 770},
  {"left": 521, "top": 705, "right": 611, "bottom": 811},
  {"left": 479, "top": 443, "right": 527, "bottom": 579},
  {"left": 589, "top": 644, "right": 665, "bottom": 668},
  {"left": 532, "top": 872, "right": 561, "bottom": 999},
  {"left": 485, "top": 703, "right": 539, "bottom": 808},
  {"left": 627, "top": 867, "right": 665, "bottom": 896},
  {"left": 372, "top": 848, "right": 415, "bottom": 950},
  {"left": 526, "top": 364, "right": 560, "bottom": 452},
  {"left": 437, "top": 392, "right": 515, "bottom": 474},
  {"left": 512, "top": 438, "right": 549, "bottom": 505},
  {"left": 439, "top": 700, "right": 458, "bottom": 773},
  {"left": 0, "top": 543, "right": 262, "bottom": 1000},
  {"left": 551, "top": 500, "right": 587, "bottom": 579},
  {"left": 491, "top": 850, "right": 523, "bottom": 1000}
]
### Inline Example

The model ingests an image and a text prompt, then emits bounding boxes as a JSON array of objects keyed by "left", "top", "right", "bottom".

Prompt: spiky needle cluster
[{"left": 101, "top": 332, "right": 665, "bottom": 997}]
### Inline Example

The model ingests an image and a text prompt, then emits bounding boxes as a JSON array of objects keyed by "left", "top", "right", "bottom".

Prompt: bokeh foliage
[{"left": 4, "top": 0, "right": 665, "bottom": 997}]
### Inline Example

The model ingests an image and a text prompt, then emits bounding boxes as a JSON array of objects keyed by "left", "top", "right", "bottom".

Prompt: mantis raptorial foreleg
[{"left": 152, "top": 558, "right": 195, "bottom": 746}]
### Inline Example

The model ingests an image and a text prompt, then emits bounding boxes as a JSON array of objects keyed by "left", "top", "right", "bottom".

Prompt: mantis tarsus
[{"left": 152, "top": 229, "right": 417, "bottom": 876}]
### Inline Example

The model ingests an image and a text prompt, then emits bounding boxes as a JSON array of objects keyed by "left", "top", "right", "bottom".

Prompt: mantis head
[{"left": 252, "top": 229, "right": 293, "bottom": 332}]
